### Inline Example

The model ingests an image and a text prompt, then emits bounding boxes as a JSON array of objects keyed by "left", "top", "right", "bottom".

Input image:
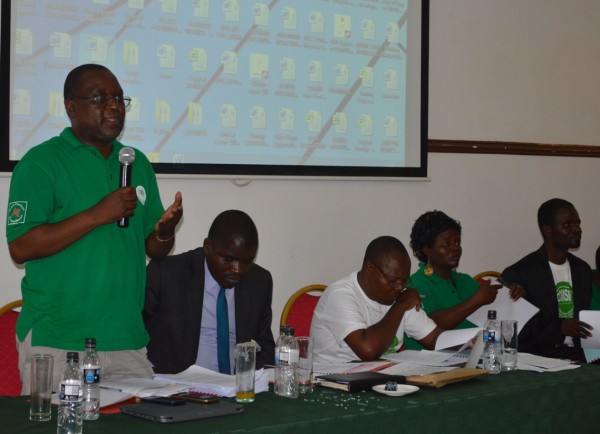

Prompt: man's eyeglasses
[
  {"left": 371, "top": 262, "right": 412, "bottom": 291},
  {"left": 71, "top": 95, "right": 132, "bottom": 108}
]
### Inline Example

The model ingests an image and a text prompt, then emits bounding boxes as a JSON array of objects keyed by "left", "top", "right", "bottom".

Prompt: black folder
[{"left": 316, "top": 372, "right": 406, "bottom": 393}]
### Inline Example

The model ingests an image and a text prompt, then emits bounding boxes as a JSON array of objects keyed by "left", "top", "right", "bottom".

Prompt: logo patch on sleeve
[
  {"left": 136, "top": 186, "right": 146, "bottom": 205},
  {"left": 7, "top": 201, "right": 28, "bottom": 225}
]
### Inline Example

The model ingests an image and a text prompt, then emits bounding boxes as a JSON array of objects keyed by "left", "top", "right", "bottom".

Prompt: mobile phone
[
  {"left": 140, "top": 396, "right": 186, "bottom": 406},
  {"left": 171, "top": 392, "right": 220, "bottom": 404}
]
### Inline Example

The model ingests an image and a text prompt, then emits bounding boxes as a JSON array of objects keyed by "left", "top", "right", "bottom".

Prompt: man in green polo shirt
[{"left": 6, "top": 64, "right": 183, "bottom": 393}]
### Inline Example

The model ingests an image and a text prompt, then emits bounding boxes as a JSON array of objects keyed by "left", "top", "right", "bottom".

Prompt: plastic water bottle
[
  {"left": 274, "top": 325, "right": 299, "bottom": 398},
  {"left": 483, "top": 310, "right": 501, "bottom": 374},
  {"left": 81, "top": 338, "right": 100, "bottom": 420},
  {"left": 57, "top": 352, "right": 83, "bottom": 434}
]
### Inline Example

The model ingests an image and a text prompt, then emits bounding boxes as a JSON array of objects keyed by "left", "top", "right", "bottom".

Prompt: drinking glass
[
  {"left": 30, "top": 354, "right": 53, "bottom": 422},
  {"left": 500, "top": 320, "right": 518, "bottom": 371},
  {"left": 235, "top": 342, "right": 256, "bottom": 403},
  {"left": 296, "top": 336, "right": 313, "bottom": 394}
]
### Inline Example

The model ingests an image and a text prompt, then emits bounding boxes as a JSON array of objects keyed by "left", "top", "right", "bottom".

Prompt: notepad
[{"left": 316, "top": 372, "right": 406, "bottom": 393}]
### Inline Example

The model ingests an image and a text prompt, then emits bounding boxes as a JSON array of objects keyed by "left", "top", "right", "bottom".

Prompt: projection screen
[{"left": 1, "top": 0, "right": 429, "bottom": 178}]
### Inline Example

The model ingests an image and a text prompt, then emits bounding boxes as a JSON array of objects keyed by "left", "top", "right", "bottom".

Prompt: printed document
[
  {"left": 154, "top": 365, "right": 269, "bottom": 397},
  {"left": 467, "top": 284, "right": 538, "bottom": 332}
]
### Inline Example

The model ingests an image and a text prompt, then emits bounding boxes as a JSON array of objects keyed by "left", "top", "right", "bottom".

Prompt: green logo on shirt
[
  {"left": 384, "top": 335, "right": 400, "bottom": 355},
  {"left": 7, "top": 201, "right": 27, "bottom": 225},
  {"left": 556, "top": 281, "right": 574, "bottom": 319}
]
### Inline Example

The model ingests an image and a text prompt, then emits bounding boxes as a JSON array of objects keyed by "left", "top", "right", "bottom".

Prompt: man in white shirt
[
  {"left": 311, "top": 236, "right": 443, "bottom": 364},
  {"left": 501, "top": 198, "right": 592, "bottom": 361}
]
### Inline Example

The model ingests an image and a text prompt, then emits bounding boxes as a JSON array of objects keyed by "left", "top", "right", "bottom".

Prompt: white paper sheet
[
  {"left": 464, "top": 330, "right": 485, "bottom": 369},
  {"left": 435, "top": 327, "right": 480, "bottom": 350},
  {"left": 467, "top": 284, "right": 539, "bottom": 332},
  {"left": 583, "top": 348, "right": 600, "bottom": 364},
  {"left": 578, "top": 310, "right": 600, "bottom": 348}
]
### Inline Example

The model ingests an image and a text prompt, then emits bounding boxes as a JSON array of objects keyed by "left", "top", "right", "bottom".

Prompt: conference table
[{"left": 3, "top": 364, "right": 600, "bottom": 434}]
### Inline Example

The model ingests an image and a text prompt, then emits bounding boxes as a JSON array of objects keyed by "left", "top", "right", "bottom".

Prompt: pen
[
  {"left": 400, "top": 287, "right": 427, "bottom": 299},
  {"left": 496, "top": 277, "right": 510, "bottom": 288}
]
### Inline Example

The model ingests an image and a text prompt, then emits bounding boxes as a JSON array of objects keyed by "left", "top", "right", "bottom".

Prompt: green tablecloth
[{"left": 3, "top": 365, "right": 599, "bottom": 434}]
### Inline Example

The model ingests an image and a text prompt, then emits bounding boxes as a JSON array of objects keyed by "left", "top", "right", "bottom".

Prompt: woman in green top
[{"left": 408, "top": 210, "right": 505, "bottom": 332}]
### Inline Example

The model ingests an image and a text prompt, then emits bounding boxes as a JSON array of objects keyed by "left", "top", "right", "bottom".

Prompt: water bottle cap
[
  {"left": 85, "top": 338, "right": 97, "bottom": 348},
  {"left": 279, "top": 324, "right": 295, "bottom": 335},
  {"left": 487, "top": 310, "right": 497, "bottom": 319},
  {"left": 66, "top": 351, "right": 79, "bottom": 363}
]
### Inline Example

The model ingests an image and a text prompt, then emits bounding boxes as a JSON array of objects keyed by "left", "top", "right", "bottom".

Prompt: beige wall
[
  {"left": 2, "top": 1, "right": 599, "bottom": 340},
  {"left": 430, "top": 0, "right": 600, "bottom": 145}
]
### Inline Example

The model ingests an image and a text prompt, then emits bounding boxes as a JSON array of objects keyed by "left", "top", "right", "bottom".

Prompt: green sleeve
[{"left": 6, "top": 154, "right": 55, "bottom": 242}]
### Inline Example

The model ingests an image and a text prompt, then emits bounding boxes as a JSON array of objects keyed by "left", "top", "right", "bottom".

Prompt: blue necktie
[{"left": 216, "top": 287, "right": 230, "bottom": 374}]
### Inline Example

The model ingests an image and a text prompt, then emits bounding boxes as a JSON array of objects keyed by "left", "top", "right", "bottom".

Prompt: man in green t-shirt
[{"left": 6, "top": 64, "right": 183, "bottom": 393}]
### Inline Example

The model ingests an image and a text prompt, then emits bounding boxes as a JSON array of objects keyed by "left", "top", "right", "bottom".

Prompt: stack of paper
[
  {"left": 517, "top": 353, "right": 579, "bottom": 372},
  {"left": 380, "top": 362, "right": 455, "bottom": 377},
  {"left": 313, "top": 360, "right": 394, "bottom": 377},
  {"left": 382, "top": 350, "right": 468, "bottom": 367},
  {"left": 154, "top": 365, "right": 269, "bottom": 398},
  {"left": 383, "top": 328, "right": 483, "bottom": 369},
  {"left": 100, "top": 377, "right": 190, "bottom": 397},
  {"left": 52, "top": 388, "right": 134, "bottom": 408}
]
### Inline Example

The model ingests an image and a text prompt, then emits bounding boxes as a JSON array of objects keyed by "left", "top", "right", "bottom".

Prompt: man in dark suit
[
  {"left": 144, "top": 210, "right": 275, "bottom": 374},
  {"left": 501, "top": 198, "right": 592, "bottom": 361}
]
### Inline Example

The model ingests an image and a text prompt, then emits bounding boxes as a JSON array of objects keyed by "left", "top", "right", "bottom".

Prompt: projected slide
[{"left": 9, "top": 0, "right": 424, "bottom": 174}]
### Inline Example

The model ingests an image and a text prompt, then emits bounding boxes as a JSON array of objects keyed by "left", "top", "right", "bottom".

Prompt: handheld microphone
[{"left": 117, "top": 147, "right": 135, "bottom": 228}]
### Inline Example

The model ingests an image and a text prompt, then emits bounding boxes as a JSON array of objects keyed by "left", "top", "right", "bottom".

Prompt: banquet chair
[
  {"left": 472, "top": 270, "right": 501, "bottom": 284},
  {"left": 0, "top": 300, "right": 23, "bottom": 396},
  {"left": 280, "top": 284, "right": 326, "bottom": 337}
]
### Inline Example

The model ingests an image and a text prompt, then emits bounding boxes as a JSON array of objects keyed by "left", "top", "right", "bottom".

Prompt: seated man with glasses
[
  {"left": 311, "top": 236, "right": 443, "bottom": 364},
  {"left": 7, "top": 63, "right": 183, "bottom": 392}
]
